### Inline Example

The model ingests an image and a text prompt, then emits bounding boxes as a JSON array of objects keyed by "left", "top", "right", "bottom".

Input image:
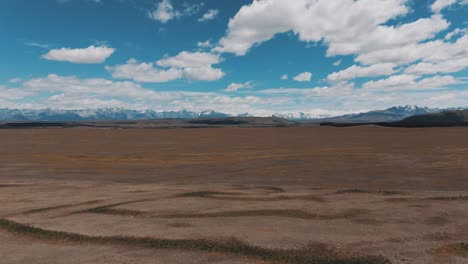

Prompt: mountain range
[{"left": 0, "top": 106, "right": 466, "bottom": 122}]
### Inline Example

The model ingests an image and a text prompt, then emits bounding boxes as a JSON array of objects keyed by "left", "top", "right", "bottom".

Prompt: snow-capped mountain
[
  {"left": 308, "top": 105, "right": 467, "bottom": 123},
  {"left": 0, "top": 108, "right": 230, "bottom": 121},
  {"left": 272, "top": 112, "right": 328, "bottom": 120},
  {"left": 0, "top": 106, "right": 466, "bottom": 122}
]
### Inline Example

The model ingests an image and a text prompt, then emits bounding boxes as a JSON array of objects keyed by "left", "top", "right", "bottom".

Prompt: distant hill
[
  {"left": 305, "top": 106, "right": 441, "bottom": 123},
  {"left": 189, "top": 116, "right": 297, "bottom": 127},
  {"left": 397, "top": 110, "right": 468, "bottom": 127},
  {"left": 0, "top": 117, "right": 297, "bottom": 129}
]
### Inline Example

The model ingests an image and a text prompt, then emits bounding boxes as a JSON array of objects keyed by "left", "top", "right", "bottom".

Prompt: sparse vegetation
[
  {"left": 81, "top": 206, "right": 369, "bottom": 221},
  {"left": 335, "top": 189, "right": 400, "bottom": 195},
  {"left": 386, "top": 195, "right": 468, "bottom": 203},
  {"left": 84, "top": 207, "right": 144, "bottom": 216},
  {"left": 176, "top": 191, "right": 244, "bottom": 197},
  {"left": 426, "top": 195, "right": 468, "bottom": 201},
  {"left": 77, "top": 199, "right": 152, "bottom": 216},
  {"left": 0, "top": 218, "right": 390, "bottom": 264},
  {"left": 167, "top": 222, "right": 193, "bottom": 228},
  {"left": 424, "top": 216, "right": 450, "bottom": 226},
  {"left": 0, "top": 184, "right": 31, "bottom": 188},
  {"left": 461, "top": 243, "right": 468, "bottom": 251},
  {"left": 257, "top": 186, "right": 286, "bottom": 193}
]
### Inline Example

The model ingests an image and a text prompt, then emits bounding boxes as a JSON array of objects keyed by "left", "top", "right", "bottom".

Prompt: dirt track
[{"left": 1, "top": 126, "right": 468, "bottom": 263}]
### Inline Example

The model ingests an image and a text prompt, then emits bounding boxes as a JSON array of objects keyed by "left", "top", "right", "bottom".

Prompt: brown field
[{"left": 1, "top": 126, "right": 468, "bottom": 263}]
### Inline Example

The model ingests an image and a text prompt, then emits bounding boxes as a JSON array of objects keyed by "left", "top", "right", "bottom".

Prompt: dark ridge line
[
  {"left": 426, "top": 196, "right": 468, "bottom": 201},
  {"left": 17, "top": 200, "right": 102, "bottom": 215},
  {"left": 176, "top": 191, "right": 248, "bottom": 197},
  {"left": 386, "top": 195, "right": 468, "bottom": 203},
  {"left": 79, "top": 207, "right": 369, "bottom": 221},
  {"left": 334, "top": 189, "right": 401, "bottom": 196},
  {"left": 75, "top": 198, "right": 154, "bottom": 215},
  {"left": 320, "top": 121, "right": 468, "bottom": 128},
  {"left": 0, "top": 184, "right": 33, "bottom": 188},
  {"left": 175, "top": 191, "right": 325, "bottom": 202},
  {"left": 158, "top": 209, "right": 369, "bottom": 220},
  {"left": 233, "top": 186, "right": 286, "bottom": 193},
  {"left": 0, "top": 218, "right": 389, "bottom": 264}
]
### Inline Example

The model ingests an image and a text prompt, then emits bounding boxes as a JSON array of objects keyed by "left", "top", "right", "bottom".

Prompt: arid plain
[{"left": 1, "top": 126, "right": 468, "bottom": 264}]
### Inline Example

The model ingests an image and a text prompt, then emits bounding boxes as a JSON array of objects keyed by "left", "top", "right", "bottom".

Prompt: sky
[{"left": 0, "top": 0, "right": 467, "bottom": 116}]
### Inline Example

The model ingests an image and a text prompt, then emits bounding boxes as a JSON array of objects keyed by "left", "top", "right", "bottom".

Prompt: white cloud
[
  {"left": 362, "top": 74, "right": 460, "bottom": 91},
  {"left": 157, "top": 51, "right": 221, "bottom": 68},
  {"left": 404, "top": 57, "right": 468, "bottom": 75},
  {"left": 328, "top": 63, "right": 396, "bottom": 81},
  {"left": 0, "top": 86, "right": 33, "bottom": 100},
  {"left": 182, "top": 66, "right": 225, "bottom": 81},
  {"left": 333, "top": 60, "right": 342, "bottom": 66},
  {"left": 280, "top": 74, "right": 288, "bottom": 80},
  {"left": 9, "top": 78, "right": 22, "bottom": 84},
  {"left": 148, "top": 0, "right": 202, "bottom": 23},
  {"left": 445, "top": 28, "right": 467, "bottom": 40},
  {"left": 24, "top": 42, "right": 50, "bottom": 49},
  {"left": 42, "top": 45, "right": 115, "bottom": 64},
  {"left": 197, "top": 40, "right": 213, "bottom": 48},
  {"left": 1, "top": 73, "right": 466, "bottom": 116},
  {"left": 356, "top": 34, "right": 468, "bottom": 66},
  {"left": 214, "top": 0, "right": 412, "bottom": 56},
  {"left": 224, "top": 81, "right": 253, "bottom": 92},
  {"left": 198, "top": 9, "right": 219, "bottom": 22},
  {"left": 212, "top": 0, "right": 459, "bottom": 79},
  {"left": 293, "top": 72, "right": 312, "bottom": 82},
  {"left": 157, "top": 51, "right": 225, "bottom": 81},
  {"left": 148, "top": 0, "right": 176, "bottom": 23},
  {"left": 108, "top": 52, "right": 225, "bottom": 83},
  {"left": 431, "top": 0, "right": 458, "bottom": 13},
  {"left": 106, "top": 59, "right": 183, "bottom": 83},
  {"left": 0, "top": 74, "right": 288, "bottom": 115}
]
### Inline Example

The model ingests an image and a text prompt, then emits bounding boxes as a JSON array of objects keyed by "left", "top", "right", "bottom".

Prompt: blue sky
[{"left": 0, "top": 0, "right": 467, "bottom": 116}]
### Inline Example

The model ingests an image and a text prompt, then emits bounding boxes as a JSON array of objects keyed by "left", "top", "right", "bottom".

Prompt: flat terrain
[{"left": 1, "top": 126, "right": 468, "bottom": 263}]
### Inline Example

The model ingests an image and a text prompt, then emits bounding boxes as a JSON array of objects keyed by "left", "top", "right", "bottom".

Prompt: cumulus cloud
[
  {"left": 356, "top": 34, "right": 468, "bottom": 66},
  {"left": 431, "top": 0, "right": 458, "bottom": 13},
  {"left": 107, "top": 52, "right": 224, "bottom": 83},
  {"left": 328, "top": 63, "right": 396, "bottom": 81},
  {"left": 293, "top": 72, "right": 312, "bottom": 82},
  {"left": 212, "top": 0, "right": 461, "bottom": 80},
  {"left": 280, "top": 74, "right": 288, "bottom": 80},
  {"left": 106, "top": 59, "right": 183, "bottom": 83},
  {"left": 198, "top": 9, "right": 219, "bottom": 22},
  {"left": 0, "top": 86, "right": 33, "bottom": 100},
  {"left": 362, "top": 74, "right": 460, "bottom": 91},
  {"left": 224, "top": 81, "right": 253, "bottom": 92},
  {"left": 157, "top": 51, "right": 221, "bottom": 68},
  {"left": 148, "top": 0, "right": 201, "bottom": 23},
  {"left": 445, "top": 28, "right": 467, "bottom": 40},
  {"left": 197, "top": 40, "right": 213, "bottom": 48},
  {"left": 214, "top": 0, "right": 412, "bottom": 56},
  {"left": 148, "top": 0, "right": 175, "bottom": 23},
  {"left": 42, "top": 45, "right": 115, "bottom": 64},
  {"left": 209, "top": 0, "right": 468, "bottom": 92},
  {"left": 404, "top": 57, "right": 468, "bottom": 75}
]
